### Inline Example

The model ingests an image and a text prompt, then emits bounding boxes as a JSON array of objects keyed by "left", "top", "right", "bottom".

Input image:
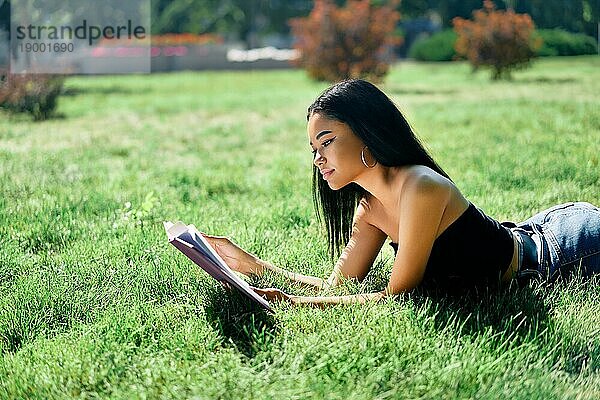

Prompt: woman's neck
[{"left": 353, "top": 165, "right": 408, "bottom": 211}]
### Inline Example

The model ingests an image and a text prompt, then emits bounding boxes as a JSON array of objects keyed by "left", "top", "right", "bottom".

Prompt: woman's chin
[{"left": 328, "top": 180, "right": 347, "bottom": 191}]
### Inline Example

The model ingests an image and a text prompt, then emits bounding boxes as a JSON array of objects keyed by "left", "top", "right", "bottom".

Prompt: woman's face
[{"left": 307, "top": 112, "right": 367, "bottom": 190}]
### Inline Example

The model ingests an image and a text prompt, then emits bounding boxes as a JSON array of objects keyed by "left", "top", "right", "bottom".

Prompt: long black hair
[{"left": 308, "top": 79, "right": 453, "bottom": 261}]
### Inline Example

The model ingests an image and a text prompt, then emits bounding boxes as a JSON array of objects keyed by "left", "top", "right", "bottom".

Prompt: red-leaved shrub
[
  {"left": 453, "top": 0, "right": 541, "bottom": 80},
  {"left": 0, "top": 69, "right": 64, "bottom": 121},
  {"left": 289, "top": 0, "right": 401, "bottom": 83}
]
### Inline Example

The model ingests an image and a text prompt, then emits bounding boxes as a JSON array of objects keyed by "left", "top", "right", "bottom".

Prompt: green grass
[{"left": 1, "top": 56, "right": 599, "bottom": 398}]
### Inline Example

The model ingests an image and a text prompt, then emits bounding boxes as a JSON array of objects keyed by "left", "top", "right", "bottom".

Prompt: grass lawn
[{"left": 1, "top": 56, "right": 599, "bottom": 399}]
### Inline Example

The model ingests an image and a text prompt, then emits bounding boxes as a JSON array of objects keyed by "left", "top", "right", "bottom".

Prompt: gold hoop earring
[{"left": 361, "top": 146, "right": 377, "bottom": 168}]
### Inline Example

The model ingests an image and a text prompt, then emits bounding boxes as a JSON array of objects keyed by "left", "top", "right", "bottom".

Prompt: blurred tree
[
  {"left": 3, "top": 0, "right": 597, "bottom": 44},
  {"left": 437, "top": 0, "right": 490, "bottom": 26},
  {"left": 151, "top": 0, "right": 312, "bottom": 48},
  {"left": 511, "top": 0, "right": 598, "bottom": 40},
  {"left": 454, "top": 0, "right": 541, "bottom": 80},
  {"left": 398, "top": 0, "right": 431, "bottom": 17},
  {"left": 151, "top": 0, "right": 238, "bottom": 35},
  {"left": 290, "top": 0, "right": 401, "bottom": 82},
  {"left": 399, "top": 0, "right": 598, "bottom": 39},
  {"left": 0, "top": 0, "right": 8, "bottom": 32}
]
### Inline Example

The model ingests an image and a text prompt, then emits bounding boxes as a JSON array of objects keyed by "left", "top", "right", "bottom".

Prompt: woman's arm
[
  {"left": 255, "top": 197, "right": 386, "bottom": 291},
  {"left": 251, "top": 287, "right": 387, "bottom": 308},
  {"left": 254, "top": 258, "right": 331, "bottom": 290},
  {"left": 200, "top": 234, "right": 330, "bottom": 290},
  {"left": 251, "top": 198, "right": 390, "bottom": 305},
  {"left": 385, "top": 173, "right": 450, "bottom": 293},
  {"left": 203, "top": 196, "right": 387, "bottom": 295},
  {"left": 324, "top": 197, "right": 388, "bottom": 287},
  {"left": 253, "top": 174, "right": 451, "bottom": 308},
  {"left": 252, "top": 211, "right": 397, "bottom": 308},
  {"left": 292, "top": 290, "right": 386, "bottom": 306}
]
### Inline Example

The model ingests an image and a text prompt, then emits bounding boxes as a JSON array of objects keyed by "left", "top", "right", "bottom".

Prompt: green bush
[
  {"left": 408, "top": 28, "right": 598, "bottom": 62},
  {"left": 0, "top": 69, "right": 64, "bottom": 121},
  {"left": 535, "top": 29, "right": 598, "bottom": 57},
  {"left": 408, "top": 29, "right": 457, "bottom": 61}
]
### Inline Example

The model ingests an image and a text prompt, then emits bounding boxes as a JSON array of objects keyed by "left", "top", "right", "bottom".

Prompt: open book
[{"left": 164, "top": 221, "right": 273, "bottom": 313}]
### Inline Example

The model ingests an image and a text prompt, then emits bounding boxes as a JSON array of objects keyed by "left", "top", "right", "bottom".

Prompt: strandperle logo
[
  {"left": 10, "top": 0, "right": 151, "bottom": 74},
  {"left": 15, "top": 19, "right": 147, "bottom": 46}
]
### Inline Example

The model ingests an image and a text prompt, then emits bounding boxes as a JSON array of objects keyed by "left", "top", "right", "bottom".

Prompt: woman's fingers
[
  {"left": 204, "top": 235, "right": 227, "bottom": 241},
  {"left": 201, "top": 234, "right": 229, "bottom": 245},
  {"left": 250, "top": 287, "right": 291, "bottom": 303},
  {"left": 201, "top": 235, "right": 235, "bottom": 255},
  {"left": 250, "top": 286, "right": 262, "bottom": 294},
  {"left": 252, "top": 287, "right": 274, "bottom": 301}
]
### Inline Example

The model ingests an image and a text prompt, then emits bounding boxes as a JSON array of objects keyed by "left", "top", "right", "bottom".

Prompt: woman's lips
[{"left": 321, "top": 169, "right": 334, "bottom": 180}]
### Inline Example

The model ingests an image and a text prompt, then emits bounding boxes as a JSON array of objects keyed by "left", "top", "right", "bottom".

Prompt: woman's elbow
[{"left": 384, "top": 277, "right": 420, "bottom": 296}]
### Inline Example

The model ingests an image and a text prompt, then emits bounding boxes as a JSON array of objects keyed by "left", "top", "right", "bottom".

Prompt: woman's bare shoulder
[
  {"left": 403, "top": 165, "right": 468, "bottom": 214},
  {"left": 402, "top": 165, "right": 451, "bottom": 186},
  {"left": 400, "top": 169, "right": 446, "bottom": 205}
]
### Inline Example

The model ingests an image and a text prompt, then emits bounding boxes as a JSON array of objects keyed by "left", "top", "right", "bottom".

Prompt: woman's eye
[{"left": 311, "top": 137, "right": 335, "bottom": 155}]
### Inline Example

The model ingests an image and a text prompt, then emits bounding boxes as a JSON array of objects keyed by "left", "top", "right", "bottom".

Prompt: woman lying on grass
[{"left": 202, "top": 79, "right": 600, "bottom": 307}]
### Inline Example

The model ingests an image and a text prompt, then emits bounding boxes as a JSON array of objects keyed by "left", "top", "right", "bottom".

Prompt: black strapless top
[{"left": 389, "top": 202, "right": 514, "bottom": 290}]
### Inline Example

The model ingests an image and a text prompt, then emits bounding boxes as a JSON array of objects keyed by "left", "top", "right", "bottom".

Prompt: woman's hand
[
  {"left": 201, "top": 234, "right": 264, "bottom": 277},
  {"left": 251, "top": 286, "right": 295, "bottom": 305}
]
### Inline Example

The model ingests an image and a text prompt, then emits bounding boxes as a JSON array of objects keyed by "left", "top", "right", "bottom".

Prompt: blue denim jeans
[{"left": 504, "top": 202, "right": 600, "bottom": 283}]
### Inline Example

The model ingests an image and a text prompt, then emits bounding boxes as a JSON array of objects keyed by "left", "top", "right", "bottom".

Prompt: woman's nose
[{"left": 313, "top": 150, "right": 325, "bottom": 165}]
